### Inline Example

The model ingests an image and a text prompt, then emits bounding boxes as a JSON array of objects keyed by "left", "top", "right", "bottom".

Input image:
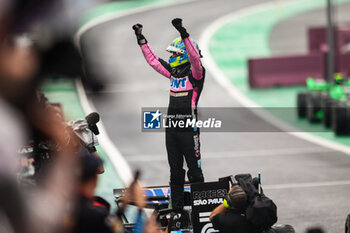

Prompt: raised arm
[
  {"left": 132, "top": 24, "right": 171, "bottom": 78},
  {"left": 140, "top": 43, "right": 171, "bottom": 78},
  {"left": 171, "top": 18, "right": 203, "bottom": 80},
  {"left": 183, "top": 37, "right": 202, "bottom": 80}
]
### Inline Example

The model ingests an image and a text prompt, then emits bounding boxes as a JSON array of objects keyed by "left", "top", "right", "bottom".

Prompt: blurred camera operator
[
  {"left": 72, "top": 149, "right": 115, "bottom": 233},
  {"left": 210, "top": 185, "right": 262, "bottom": 233},
  {"left": 72, "top": 151, "right": 161, "bottom": 233},
  {"left": 0, "top": 8, "right": 79, "bottom": 233}
]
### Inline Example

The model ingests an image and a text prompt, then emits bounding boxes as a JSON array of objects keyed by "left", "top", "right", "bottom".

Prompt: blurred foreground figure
[
  {"left": 72, "top": 150, "right": 112, "bottom": 233},
  {"left": 72, "top": 161, "right": 162, "bottom": 233},
  {"left": 0, "top": 36, "right": 79, "bottom": 233},
  {"left": 0, "top": 0, "right": 117, "bottom": 231},
  {"left": 0, "top": 7, "right": 39, "bottom": 233},
  {"left": 0, "top": 1, "right": 89, "bottom": 233}
]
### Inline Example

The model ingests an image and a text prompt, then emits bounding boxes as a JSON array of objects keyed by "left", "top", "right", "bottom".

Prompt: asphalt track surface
[{"left": 80, "top": 0, "right": 350, "bottom": 232}]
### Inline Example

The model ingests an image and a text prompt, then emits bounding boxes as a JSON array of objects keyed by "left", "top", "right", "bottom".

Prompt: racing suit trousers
[{"left": 166, "top": 130, "right": 204, "bottom": 211}]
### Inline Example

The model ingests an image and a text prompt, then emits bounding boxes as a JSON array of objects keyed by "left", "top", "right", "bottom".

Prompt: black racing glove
[
  {"left": 171, "top": 18, "right": 189, "bottom": 39},
  {"left": 132, "top": 24, "right": 147, "bottom": 45}
]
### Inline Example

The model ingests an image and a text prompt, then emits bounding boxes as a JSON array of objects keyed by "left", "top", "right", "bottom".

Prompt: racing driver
[{"left": 132, "top": 18, "right": 205, "bottom": 214}]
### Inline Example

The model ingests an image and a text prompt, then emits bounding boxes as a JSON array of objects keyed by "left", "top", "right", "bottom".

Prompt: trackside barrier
[
  {"left": 248, "top": 53, "right": 325, "bottom": 88},
  {"left": 308, "top": 26, "right": 350, "bottom": 54},
  {"left": 337, "top": 53, "right": 350, "bottom": 77},
  {"left": 248, "top": 26, "right": 350, "bottom": 88}
]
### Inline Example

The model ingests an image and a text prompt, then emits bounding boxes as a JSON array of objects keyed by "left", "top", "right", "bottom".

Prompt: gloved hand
[
  {"left": 171, "top": 18, "right": 189, "bottom": 39},
  {"left": 132, "top": 23, "right": 143, "bottom": 35},
  {"left": 132, "top": 23, "right": 147, "bottom": 45},
  {"left": 171, "top": 18, "right": 183, "bottom": 31}
]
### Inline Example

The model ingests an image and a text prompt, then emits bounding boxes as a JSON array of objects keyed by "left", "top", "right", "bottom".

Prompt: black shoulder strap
[{"left": 158, "top": 58, "right": 172, "bottom": 73}]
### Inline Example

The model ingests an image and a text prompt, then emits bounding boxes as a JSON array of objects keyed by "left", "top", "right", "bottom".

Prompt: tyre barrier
[
  {"left": 331, "top": 101, "right": 350, "bottom": 136},
  {"left": 306, "top": 93, "right": 322, "bottom": 123},
  {"left": 321, "top": 95, "right": 334, "bottom": 128},
  {"left": 297, "top": 92, "right": 307, "bottom": 118}
]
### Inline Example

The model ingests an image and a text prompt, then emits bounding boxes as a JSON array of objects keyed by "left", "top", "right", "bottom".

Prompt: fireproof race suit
[{"left": 140, "top": 36, "right": 205, "bottom": 210}]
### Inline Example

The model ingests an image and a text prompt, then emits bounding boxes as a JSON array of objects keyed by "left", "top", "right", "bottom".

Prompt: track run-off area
[{"left": 43, "top": 0, "right": 350, "bottom": 232}]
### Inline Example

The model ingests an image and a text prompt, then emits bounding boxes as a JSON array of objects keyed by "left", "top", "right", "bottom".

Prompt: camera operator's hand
[
  {"left": 145, "top": 214, "right": 162, "bottom": 233},
  {"left": 120, "top": 171, "right": 145, "bottom": 210},
  {"left": 133, "top": 181, "right": 146, "bottom": 209},
  {"left": 171, "top": 18, "right": 189, "bottom": 39},
  {"left": 132, "top": 24, "right": 147, "bottom": 45},
  {"left": 123, "top": 181, "right": 146, "bottom": 209}
]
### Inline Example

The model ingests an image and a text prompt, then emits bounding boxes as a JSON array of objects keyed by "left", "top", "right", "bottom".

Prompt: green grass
[{"left": 210, "top": 0, "right": 350, "bottom": 146}]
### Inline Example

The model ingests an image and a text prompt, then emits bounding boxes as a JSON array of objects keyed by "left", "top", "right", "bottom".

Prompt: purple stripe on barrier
[
  {"left": 308, "top": 27, "right": 350, "bottom": 54},
  {"left": 248, "top": 53, "right": 326, "bottom": 88},
  {"left": 308, "top": 27, "right": 329, "bottom": 53},
  {"left": 336, "top": 27, "right": 350, "bottom": 53},
  {"left": 248, "top": 27, "right": 350, "bottom": 88}
]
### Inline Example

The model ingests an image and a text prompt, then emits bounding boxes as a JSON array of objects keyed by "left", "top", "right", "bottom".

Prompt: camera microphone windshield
[{"left": 85, "top": 112, "right": 100, "bottom": 135}]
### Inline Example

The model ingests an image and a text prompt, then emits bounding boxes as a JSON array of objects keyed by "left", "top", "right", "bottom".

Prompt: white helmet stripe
[{"left": 166, "top": 45, "right": 185, "bottom": 54}]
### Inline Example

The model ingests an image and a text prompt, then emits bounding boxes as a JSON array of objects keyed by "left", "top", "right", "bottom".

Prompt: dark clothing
[
  {"left": 163, "top": 56, "right": 205, "bottom": 212},
  {"left": 211, "top": 209, "right": 262, "bottom": 233},
  {"left": 165, "top": 64, "right": 205, "bottom": 210},
  {"left": 166, "top": 131, "right": 203, "bottom": 182},
  {"left": 74, "top": 195, "right": 113, "bottom": 233},
  {"left": 140, "top": 38, "right": 205, "bottom": 211},
  {"left": 166, "top": 130, "right": 203, "bottom": 210}
]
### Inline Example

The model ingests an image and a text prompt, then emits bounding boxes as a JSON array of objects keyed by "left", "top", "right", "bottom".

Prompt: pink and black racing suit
[{"left": 140, "top": 37, "right": 205, "bottom": 210}]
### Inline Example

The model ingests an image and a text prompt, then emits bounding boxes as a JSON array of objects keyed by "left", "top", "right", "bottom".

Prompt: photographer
[
  {"left": 210, "top": 185, "right": 262, "bottom": 233},
  {"left": 72, "top": 149, "right": 114, "bottom": 233},
  {"left": 73, "top": 151, "right": 162, "bottom": 233}
]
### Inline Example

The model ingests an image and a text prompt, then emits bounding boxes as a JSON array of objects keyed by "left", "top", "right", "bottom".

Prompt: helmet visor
[{"left": 166, "top": 45, "right": 185, "bottom": 55}]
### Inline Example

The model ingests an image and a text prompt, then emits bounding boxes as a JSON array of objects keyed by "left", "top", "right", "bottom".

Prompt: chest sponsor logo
[
  {"left": 170, "top": 77, "right": 188, "bottom": 89},
  {"left": 170, "top": 92, "right": 189, "bottom": 97}
]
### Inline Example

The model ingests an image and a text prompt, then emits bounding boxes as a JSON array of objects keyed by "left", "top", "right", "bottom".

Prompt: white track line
[
  {"left": 75, "top": 0, "right": 198, "bottom": 185},
  {"left": 264, "top": 180, "right": 350, "bottom": 190},
  {"left": 199, "top": 0, "right": 350, "bottom": 156},
  {"left": 126, "top": 146, "right": 333, "bottom": 162},
  {"left": 92, "top": 83, "right": 168, "bottom": 94},
  {"left": 74, "top": 0, "right": 197, "bottom": 51}
]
